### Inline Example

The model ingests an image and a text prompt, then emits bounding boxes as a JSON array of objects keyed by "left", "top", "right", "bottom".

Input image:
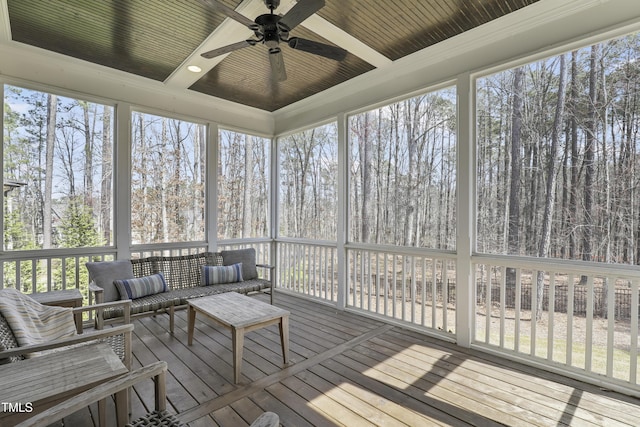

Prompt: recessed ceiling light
[{"left": 187, "top": 65, "right": 202, "bottom": 73}]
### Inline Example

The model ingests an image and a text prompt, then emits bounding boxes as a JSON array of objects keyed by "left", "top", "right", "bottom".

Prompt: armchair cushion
[
  {"left": 114, "top": 273, "right": 168, "bottom": 300},
  {"left": 221, "top": 248, "right": 258, "bottom": 280},
  {"left": 201, "top": 263, "right": 243, "bottom": 285},
  {"left": 0, "top": 289, "right": 76, "bottom": 351},
  {"left": 86, "top": 260, "right": 134, "bottom": 302}
]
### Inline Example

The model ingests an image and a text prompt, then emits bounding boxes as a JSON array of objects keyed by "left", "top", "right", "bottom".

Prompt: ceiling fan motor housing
[{"left": 255, "top": 13, "right": 282, "bottom": 48}]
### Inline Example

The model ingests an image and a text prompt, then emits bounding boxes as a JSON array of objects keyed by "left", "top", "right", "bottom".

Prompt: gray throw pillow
[
  {"left": 86, "top": 260, "right": 134, "bottom": 302},
  {"left": 221, "top": 248, "right": 258, "bottom": 280}
]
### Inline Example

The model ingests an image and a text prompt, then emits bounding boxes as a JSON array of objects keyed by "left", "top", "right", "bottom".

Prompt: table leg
[
  {"left": 187, "top": 306, "right": 196, "bottom": 346},
  {"left": 232, "top": 327, "right": 245, "bottom": 384},
  {"left": 280, "top": 315, "right": 290, "bottom": 365},
  {"left": 98, "top": 398, "right": 106, "bottom": 427},
  {"left": 115, "top": 389, "right": 129, "bottom": 426},
  {"left": 74, "top": 311, "right": 83, "bottom": 334}
]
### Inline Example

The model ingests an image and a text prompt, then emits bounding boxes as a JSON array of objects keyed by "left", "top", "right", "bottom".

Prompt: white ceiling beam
[
  {"left": 301, "top": 14, "right": 392, "bottom": 68},
  {"left": 165, "top": 0, "right": 271, "bottom": 88},
  {"left": 165, "top": 0, "right": 390, "bottom": 89}
]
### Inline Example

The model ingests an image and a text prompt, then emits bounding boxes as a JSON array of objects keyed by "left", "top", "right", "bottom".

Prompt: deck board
[{"left": 50, "top": 292, "right": 640, "bottom": 426}]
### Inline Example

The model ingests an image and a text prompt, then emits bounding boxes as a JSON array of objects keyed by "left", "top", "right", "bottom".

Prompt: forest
[
  {"left": 477, "top": 32, "right": 640, "bottom": 266},
  {"left": 3, "top": 30, "right": 640, "bottom": 270}
]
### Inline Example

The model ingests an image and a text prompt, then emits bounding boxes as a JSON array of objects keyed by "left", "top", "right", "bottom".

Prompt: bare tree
[
  {"left": 507, "top": 67, "right": 524, "bottom": 284},
  {"left": 536, "top": 54, "right": 567, "bottom": 320},
  {"left": 43, "top": 94, "right": 57, "bottom": 249}
]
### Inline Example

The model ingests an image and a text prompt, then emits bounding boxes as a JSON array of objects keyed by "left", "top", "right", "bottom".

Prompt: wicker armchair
[
  {"left": 0, "top": 298, "right": 133, "bottom": 427},
  {"left": 15, "top": 361, "right": 180, "bottom": 427},
  {"left": 17, "top": 358, "right": 279, "bottom": 427},
  {"left": 0, "top": 300, "right": 133, "bottom": 369}
]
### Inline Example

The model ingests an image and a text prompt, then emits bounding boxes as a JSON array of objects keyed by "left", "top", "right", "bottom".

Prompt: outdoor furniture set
[
  {"left": 86, "top": 248, "right": 273, "bottom": 333},
  {"left": 0, "top": 247, "right": 281, "bottom": 425}
]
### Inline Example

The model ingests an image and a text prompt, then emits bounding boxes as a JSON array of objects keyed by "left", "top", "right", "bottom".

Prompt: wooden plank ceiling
[{"left": 6, "top": 0, "right": 538, "bottom": 111}]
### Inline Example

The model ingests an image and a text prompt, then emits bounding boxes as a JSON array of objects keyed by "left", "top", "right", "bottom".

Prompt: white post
[
  {"left": 456, "top": 73, "right": 475, "bottom": 348},
  {"left": 115, "top": 103, "right": 132, "bottom": 260},
  {"left": 336, "top": 113, "right": 349, "bottom": 310},
  {"left": 271, "top": 134, "right": 280, "bottom": 291}
]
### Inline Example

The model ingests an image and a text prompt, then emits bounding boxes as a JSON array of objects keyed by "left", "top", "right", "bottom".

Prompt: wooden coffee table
[{"left": 187, "top": 292, "right": 290, "bottom": 384}]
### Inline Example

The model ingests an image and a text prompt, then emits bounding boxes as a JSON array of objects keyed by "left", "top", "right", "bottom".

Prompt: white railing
[
  {"left": 474, "top": 255, "right": 640, "bottom": 391},
  {"left": 1, "top": 241, "right": 272, "bottom": 301},
  {"left": 277, "top": 239, "right": 338, "bottom": 303},
  {"left": 346, "top": 244, "right": 457, "bottom": 336},
  {"left": 7, "top": 241, "right": 640, "bottom": 393},
  {"left": 0, "top": 247, "right": 117, "bottom": 302},
  {"left": 130, "top": 242, "right": 208, "bottom": 259}
]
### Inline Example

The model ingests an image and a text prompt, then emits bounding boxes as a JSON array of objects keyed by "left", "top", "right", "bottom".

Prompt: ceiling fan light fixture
[
  {"left": 187, "top": 65, "right": 202, "bottom": 73},
  {"left": 201, "top": 0, "right": 335, "bottom": 83}
]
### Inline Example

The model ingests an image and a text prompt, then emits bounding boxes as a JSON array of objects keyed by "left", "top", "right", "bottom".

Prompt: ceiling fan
[{"left": 201, "top": 0, "right": 347, "bottom": 82}]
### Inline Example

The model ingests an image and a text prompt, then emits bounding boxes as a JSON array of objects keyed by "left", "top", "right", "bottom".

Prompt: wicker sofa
[{"left": 87, "top": 248, "right": 273, "bottom": 333}]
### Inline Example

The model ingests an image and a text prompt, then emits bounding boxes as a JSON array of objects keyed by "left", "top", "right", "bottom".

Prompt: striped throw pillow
[
  {"left": 114, "top": 273, "right": 168, "bottom": 300},
  {"left": 201, "top": 263, "right": 243, "bottom": 286}
]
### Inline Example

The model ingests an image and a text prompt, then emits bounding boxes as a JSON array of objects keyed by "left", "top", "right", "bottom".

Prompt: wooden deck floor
[{"left": 57, "top": 292, "right": 640, "bottom": 426}]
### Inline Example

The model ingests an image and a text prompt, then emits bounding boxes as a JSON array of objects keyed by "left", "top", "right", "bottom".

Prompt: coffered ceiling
[{"left": 4, "top": 0, "right": 540, "bottom": 111}]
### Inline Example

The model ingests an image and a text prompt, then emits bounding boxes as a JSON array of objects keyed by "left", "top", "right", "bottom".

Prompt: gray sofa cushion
[
  {"left": 86, "top": 260, "right": 134, "bottom": 302},
  {"left": 221, "top": 248, "right": 258, "bottom": 280}
]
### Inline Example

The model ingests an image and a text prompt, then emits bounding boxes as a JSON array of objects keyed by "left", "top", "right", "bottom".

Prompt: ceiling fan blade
[
  {"left": 278, "top": 0, "right": 324, "bottom": 31},
  {"left": 199, "top": 0, "right": 256, "bottom": 28},
  {"left": 288, "top": 37, "right": 347, "bottom": 61},
  {"left": 269, "top": 49, "right": 287, "bottom": 82},
  {"left": 201, "top": 40, "right": 253, "bottom": 59}
]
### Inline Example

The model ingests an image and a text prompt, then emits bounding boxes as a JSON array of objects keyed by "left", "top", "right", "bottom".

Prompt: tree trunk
[
  {"left": 243, "top": 135, "right": 254, "bottom": 237},
  {"left": 43, "top": 94, "right": 57, "bottom": 249},
  {"left": 100, "top": 107, "right": 112, "bottom": 245},
  {"left": 536, "top": 54, "right": 567, "bottom": 321},
  {"left": 404, "top": 100, "right": 417, "bottom": 247},
  {"left": 507, "top": 67, "right": 524, "bottom": 285},
  {"left": 582, "top": 45, "right": 599, "bottom": 279},
  {"left": 361, "top": 112, "right": 373, "bottom": 243},
  {"left": 82, "top": 102, "right": 94, "bottom": 209}
]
